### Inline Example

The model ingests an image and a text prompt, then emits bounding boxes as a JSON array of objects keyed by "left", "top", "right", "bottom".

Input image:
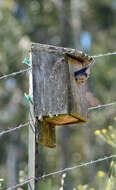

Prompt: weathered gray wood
[
  {"left": 68, "top": 62, "right": 87, "bottom": 119},
  {"left": 28, "top": 54, "right": 39, "bottom": 190},
  {"left": 28, "top": 43, "right": 91, "bottom": 189},
  {"left": 31, "top": 43, "right": 88, "bottom": 120},
  {"left": 31, "top": 43, "right": 93, "bottom": 148},
  {"left": 32, "top": 50, "right": 69, "bottom": 117}
]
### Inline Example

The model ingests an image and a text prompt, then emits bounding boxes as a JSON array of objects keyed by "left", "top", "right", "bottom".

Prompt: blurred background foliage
[{"left": 0, "top": 0, "right": 116, "bottom": 189}]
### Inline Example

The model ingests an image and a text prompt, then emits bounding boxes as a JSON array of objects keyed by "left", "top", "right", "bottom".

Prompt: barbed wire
[
  {"left": 1, "top": 51, "right": 116, "bottom": 190},
  {"left": 6, "top": 154, "right": 116, "bottom": 190},
  {"left": 0, "top": 122, "right": 29, "bottom": 136},
  {"left": 0, "top": 100, "right": 116, "bottom": 137},
  {"left": 88, "top": 101, "right": 116, "bottom": 110},
  {"left": 6, "top": 177, "right": 34, "bottom": 190},
  {"left": 0, "top": 51, "right": 116, "bottom": 81},
  {"left": 92, "top": 51, "right": 116, "bottom": 58},
  {"left": 0, "top": 67, "right": 31, "bottom": 80}
]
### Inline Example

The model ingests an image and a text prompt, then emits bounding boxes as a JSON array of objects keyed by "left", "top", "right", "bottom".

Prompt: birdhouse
[{"left": 31, "top": 43, "right": 94, "bottom": 148}]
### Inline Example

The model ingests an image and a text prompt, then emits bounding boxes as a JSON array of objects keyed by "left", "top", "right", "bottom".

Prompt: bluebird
[{"left": 74, "top": 66, "right": 90, "bottom": 84}]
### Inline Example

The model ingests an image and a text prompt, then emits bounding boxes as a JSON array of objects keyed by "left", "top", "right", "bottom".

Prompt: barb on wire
[
  {"left": 0, "top": 101, "right": 116, "bottom": 137},
  {"left": 0, "top": 50, "right": 116, "bottom": 81},
  {"left": 39, "top": 154, "right": 116, "bottom": 179},
  {"left": 0, "top": 122, "right": 29, "bottom": 136},
  {"left": 88, "top": 101, "right": 116, "bottom": 111},
  {"left": 6, "top": 154, "right": 116, "bottom": 190},
  {"left": 6, "top": 177, "right": 34, "bottom": 190},
  {"left": 92, "top": 51, "right": 116, "bottom": 58},
  {"left": 0, "top": 67, "right": 31, "bottom": 80}
]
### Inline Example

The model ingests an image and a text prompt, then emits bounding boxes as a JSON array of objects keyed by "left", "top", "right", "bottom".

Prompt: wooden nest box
[{"left": 31, "top": 43, "right": 94, "bottom": 148}]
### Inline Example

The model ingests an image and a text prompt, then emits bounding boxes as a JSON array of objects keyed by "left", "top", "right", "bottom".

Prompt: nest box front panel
[
  {"left": 68, "top": 62, "right": 88, "bottom": 120},
  {"left": 32, "top": 50, "right": 69, "bottom": 117}
]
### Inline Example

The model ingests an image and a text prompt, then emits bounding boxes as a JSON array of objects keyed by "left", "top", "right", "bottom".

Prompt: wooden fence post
[{"left": 28, "top": 53, "right": 39, "bottom": 190}]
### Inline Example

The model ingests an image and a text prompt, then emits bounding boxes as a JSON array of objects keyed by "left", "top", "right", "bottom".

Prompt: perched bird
[
  {"left": 65, "top": 51, "right": 94, "bottom": 84},
  {"left": 74, "top": 66, "right": 90, "bottom": 84},
  {"left": 74, "top": 56, "right": 94, "bottom": 84}
]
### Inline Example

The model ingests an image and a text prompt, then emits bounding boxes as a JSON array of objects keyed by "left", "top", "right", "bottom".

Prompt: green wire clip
[
  {"left": 23, "top": 57, "right": 30, "bottom": 65},
  {"left": 23, "top": 57, "right": 32, "bottom": 73},
  {"left": 24, "top": 93, "right": 32, "bottom": 104}
]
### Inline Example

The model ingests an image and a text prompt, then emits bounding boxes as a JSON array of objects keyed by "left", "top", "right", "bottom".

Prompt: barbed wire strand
[
  {"left": 88, "top": 101, "right": 116, "bottom": 110},
  {"left": 92, "top": 51, "right": 116, "bottom": 58},
  {"left": 6, "top": 154, "right": 116, "bottom": 190},
  {"left": 0, "top": 122, "right": 29, "bottom": 136},
  {"left": 0, "top": 67, "right": 31, "bottom": 80},
  {"left": 6, "top": 177, "right": 34, "bottom": 190},
  {"left": 0, "top": 51, "right": 115, "bottom": 190},
  {"left": 0, "top": 100, "right": 116, "bottom": 137},
  {"left": 0, "top": 51, "right": 116, "bottom": 81}
]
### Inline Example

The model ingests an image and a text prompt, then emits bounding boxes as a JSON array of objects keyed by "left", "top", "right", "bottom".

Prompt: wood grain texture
[
  {"left": 28, "top": 53, "right": 38, "bottom": 190},
  {"left": 39, "top": 120, "right": 56, "bottom": 148},
  {"left": 32, "top": 43, "right": 89, "bottom": 121}
]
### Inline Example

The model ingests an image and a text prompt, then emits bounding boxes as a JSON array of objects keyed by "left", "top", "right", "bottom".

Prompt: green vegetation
[{"left": 0, "top": 0, "right": 116, "bottom": 189}]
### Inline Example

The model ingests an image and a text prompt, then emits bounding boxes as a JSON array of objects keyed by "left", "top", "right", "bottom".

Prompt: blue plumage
[
  {"left": 74, "top": 66, "right": 89, "bottom": 77},
  {"left": 74, "top": 66, "right": 90, "bottom": 83}
]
